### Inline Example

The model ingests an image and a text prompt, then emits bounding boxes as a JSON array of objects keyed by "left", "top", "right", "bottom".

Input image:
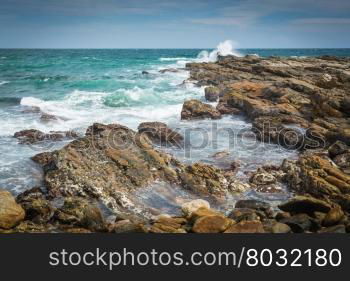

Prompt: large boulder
[
  {"left": 181, "top": 99, "right": 221, "bottom": 120},
  {"left": 0, "top": 190, "right": 25, "bottom": 229}
]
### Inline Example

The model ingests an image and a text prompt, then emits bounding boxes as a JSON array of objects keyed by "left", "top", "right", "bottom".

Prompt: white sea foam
[
  {"left": 197, "top": 40, "right": 242, "bottom": 62},
  {"left": 0, "top": 81, "right": 9, "bottom": 86}
]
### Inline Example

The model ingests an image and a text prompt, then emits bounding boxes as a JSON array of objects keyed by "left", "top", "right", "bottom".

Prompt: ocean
[{"left": 1, "top": 46, "right": 350, "bottom": 197}]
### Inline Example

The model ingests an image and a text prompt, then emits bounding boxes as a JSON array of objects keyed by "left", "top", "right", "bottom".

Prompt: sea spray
[{"left": 197, "top": 40, "right": 242, "bottom": 62}]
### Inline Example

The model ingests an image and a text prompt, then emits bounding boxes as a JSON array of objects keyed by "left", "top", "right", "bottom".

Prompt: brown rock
[
  {"left": 55, "top": 197, "right": 105, "bottom": 232},
  {"left": 278, "top": 196, "right": 332, "bottom": 214},
  {"left": 322, "top": 207, "right": 344, "bottom": 227},
  {"left": 192, "top": 215, "right": 233, "bottom": 233},
  {"left": 0, "top": 190, "right": 25, "bottom": 229},
  {"left": 138, "top": 122, "right": 184, "bottom": 147},
  {"left": 181, "top": 99, "right": 221, "bottom": 120},
  {"left": 224, "top": 220, "right": 265, "bottom": 233},
  {"left": 205, "top": 86, "right": 220, "bottom": 102}
]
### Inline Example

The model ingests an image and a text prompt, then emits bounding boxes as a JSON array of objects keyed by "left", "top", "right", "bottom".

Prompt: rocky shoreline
[{"left": 1, "top": 54, "right": 350, "bottom": 233}]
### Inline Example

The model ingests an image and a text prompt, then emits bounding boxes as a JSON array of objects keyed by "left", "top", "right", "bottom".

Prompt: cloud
[
  {"left": 189, "top": 0, "right": 350, "bottom": 27},
  {"left": 291, "top": 18, "right": 350, "bottom": 25},
  {"left": 191, "top": 16, "right": 255, "bottom": 26}
]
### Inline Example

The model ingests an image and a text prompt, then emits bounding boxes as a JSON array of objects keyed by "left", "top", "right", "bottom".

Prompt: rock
[
  {"left": 31, "top": 152, "right": 55, "bottom": 167},
  {"left": 280, "top": 213, "right": 317, "bottom": 233},
  {"left": 328, "top": 141, "right": 349, "bottom": 158},
  {"left": 0, "top": 189, "right": 25, "bottom": 229},
  {"left": 16, "top": 187, "right": 54, "bottom": 223},
  {"left": 322, "top": 207, "right": 344, "bottom": 227},
  {"left": 189, "top": 207, "right": 221, "bottom": 221},
  {"left": 138, "top": 122, "right": 184, "bottom": 147},
  {"left": 315, "top": 73, "right": 338, "bottom": 89},
  {"left": 180, "top": 163, "right": 239, "bottom": 199},
  {"left": 109, "top": 220, "right": 147, "bottom": 233},
  {"left": 205, "top": 86, "right": 220, "bottom": 102},
  {"left": 318, "top": 225, "right": 346, "bottom": 233},
  {"left": 250, "top": 171, "right": 276, "bottom": 185},
  {"left": 224, "top": 220, "right": 265, "bottom": 233},
  {"left": 333, "top": 153, "right": 350, "bottom": 169},
  {"left": 55, "top": 197, "right": 105, "bottom": 232},
  {"left": 181, "top": 199, "right": 210, "bottom": 217},
  {"left": 271, "top": 222, "right": 291, "bottom": 233},
  {"left": 40, "top": 112, "right": 58, "bottom": 122},
  {"left": 142, "top": 71, "right": 149, "bottom": 75},
  {"left": 278, "top": 196, "right": 332, "bottom": 214},
  {"left": 181, "top": 99, "right": 221, "bottom": 120},
  {"left": 235, "top": 200, "right": 271, "bottom": 213},
  {"left": 211, "top": 150, "right": 230, "bottom": 159},
  {"left": 149, "top": 215, "right": 188, "bottom": 233},
  {"left": 34, "top": 123, "right": 236, "bottom": 219},
  {"left": 282, "top": 155, "right": 350, "bottom": 206},
  {"left": 216, "top": 102, "right": 241, "bottom": 115},
  {"left": 228, "top": 208, "right": 265, "bottom": 222},
  {"left": 275, "top": 212, "right": 291, "bottom": 221},
  {"left": 14, "top": 129, "right": 78, "bottom": 144},
  {"left": 9, "top": 221, "right": 52, "bottom": 233},
  {"left": 159, "top": 68, "right": 180, "bottom": 74},
  {"left": 192, "top": 215, "right": 233, "bottom": 233}
]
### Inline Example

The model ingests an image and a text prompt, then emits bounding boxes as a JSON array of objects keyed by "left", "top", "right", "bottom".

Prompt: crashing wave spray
[{"left": 197, "top": 40, "right": 242, "bottom": 62}]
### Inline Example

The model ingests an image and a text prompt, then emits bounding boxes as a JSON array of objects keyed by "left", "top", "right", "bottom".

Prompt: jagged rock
[
  {"left": 55, "top": 197, "right": 106, "bottom": 232},
  {"left": 34, "top": 123, "right": 239, "bottom": 220},
  {"left": 328, "top": 141, "right": 349, "bottom": 158},
  {"left": 179, "top": 163, "right": 231, "bottom": 199},
  {"left": 204, "top": 86, "right": 220, "bottom": 102},
  {"left": 31, "top": 152, "right": 55, "bottom": 167},
  {"left": 16, "top": 187, "right": 54, "bottom": 223},
  {"left": 14, "top": 129, "right": 78, "bottom": 144},
  {"left": 138, "top": 122, "right": 184, "bottom": 147},
  {"left": 224, "top": 220, "right": 265, "bottom": 233},
  {"left": 333, "top": 153, "right": 350, "bottom": 169},
  {"left": 181, "top": 99, "right": 221, "bottom": 120},
  {"left": 0, "top": 190, "right": 25, "bottom": 229}
]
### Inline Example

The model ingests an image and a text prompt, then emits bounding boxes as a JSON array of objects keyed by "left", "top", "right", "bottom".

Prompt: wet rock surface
[
  {"left": 181, "top": 99, "right": 221, "bottom": 120},
  {"left": 138, "top": 122, "right": 184, "bottom": 148},
  {"left": 14, "top": 129, "right": 78, "bottom": 144}
]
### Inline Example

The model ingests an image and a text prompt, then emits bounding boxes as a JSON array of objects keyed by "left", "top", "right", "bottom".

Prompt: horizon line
[{"left": 1, "top": 47, "right": 350, "bottom": 50}]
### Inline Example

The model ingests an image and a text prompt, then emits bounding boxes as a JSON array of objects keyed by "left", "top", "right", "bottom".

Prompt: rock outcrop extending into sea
[{"left": 1, "top": 54, "right": 350, "bottom": 233}]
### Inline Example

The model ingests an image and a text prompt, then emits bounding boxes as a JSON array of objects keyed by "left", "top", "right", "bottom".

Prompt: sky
[{"left": 0, "top": 0, "right": 350, "bottom": 48}]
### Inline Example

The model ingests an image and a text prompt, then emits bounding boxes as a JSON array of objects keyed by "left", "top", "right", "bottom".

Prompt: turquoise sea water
[{"left": 0, "top": 47, "right": 349, "bottom": 197}]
